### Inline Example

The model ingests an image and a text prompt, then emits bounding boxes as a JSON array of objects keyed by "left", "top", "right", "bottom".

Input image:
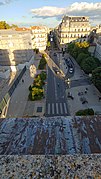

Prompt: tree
[
  {"left": 76, "top": 53, "right": 89, "bottom": 65},
  {"left": 31, "top": 87, "right": 44, "bottom": 100},
  {"left": 0, "top": 21, "right": 10, "bottom": 29},
  {"left": 67, "top": 43, "right": 75, "bottom": 53},
  {"left": 11, "top": 24, "right": 18, "bottom": 28},
  {"left": 81, "top": 57, "right": 98, "bottom": 74},
  {"left": 92, "top": 67, "right": 101, "bottom": 92},
  {"left": 38, "top": 57, "right": 46, "bottom": 70},
  {"left": 75, "top": 41, "right": 89, "bottom": 48},
  {"left": 33, "top": 75, "right": 43, "bottom": 88}
]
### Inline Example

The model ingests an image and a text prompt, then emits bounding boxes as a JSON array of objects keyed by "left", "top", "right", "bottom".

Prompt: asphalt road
[{"left": 45, "top": 65, "right": 69, "bottom": 117}]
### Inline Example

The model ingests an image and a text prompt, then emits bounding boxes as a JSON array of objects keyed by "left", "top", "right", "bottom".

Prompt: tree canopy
[
  {"left": 92, "top": 67, "right": 101, "bottom": 92},
  {"left": 81, "top": 57, "right": 98, "bottom": 74},
  {"left": 76, "top": 53, "right": 89, "bottom": 65},
  {"left": 0, "top": 21, "right": 18, "bottom": 29}
]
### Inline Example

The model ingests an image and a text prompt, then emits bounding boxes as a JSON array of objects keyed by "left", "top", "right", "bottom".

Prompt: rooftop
[{"left": 0, "top": 116, "right": 101, "bottom": 155}]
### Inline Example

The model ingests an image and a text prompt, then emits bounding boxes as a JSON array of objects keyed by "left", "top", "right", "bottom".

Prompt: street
[
  {"left": 45, "top": 40, "right": 69, "bottom": 116},
  {"left": 45, "top": 66, "right": 69, "bottom": 116}
]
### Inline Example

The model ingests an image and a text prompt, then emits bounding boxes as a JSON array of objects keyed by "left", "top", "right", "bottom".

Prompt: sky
[{"left": 0, "top": 0, "right": 101, "bottom": 27}]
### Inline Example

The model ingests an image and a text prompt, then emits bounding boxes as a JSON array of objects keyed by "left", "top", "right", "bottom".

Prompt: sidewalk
[
  {"left": 66, "top": 84, "right": 101, "bottom": 115},
  {"left": 6, "top": 54, "right": 46, "bottom": 118},
  {"left": 63, "top": 53, "right": 101, "bottom": 115}
]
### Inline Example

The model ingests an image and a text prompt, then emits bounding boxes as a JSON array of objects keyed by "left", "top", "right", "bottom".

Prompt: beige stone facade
[
  {"left": 55, "top": 16, "right": 91, "bottom": 50},
  {"left": 30, "top": 26, "right": 48, "bottom": 51},
  {"left": 0, "top": 29, "right": 33, "bottom": 66},
  {"left": 96, "top": 24, "right": 101, "bottom": 34}
]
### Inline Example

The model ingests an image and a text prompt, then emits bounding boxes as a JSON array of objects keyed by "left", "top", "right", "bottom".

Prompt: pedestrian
[
  {"left": 22, "top": 79, "right": 24, "bottom": 83},
  {"left": 85, "top": 89, "right": 87, "bottom": 94}
]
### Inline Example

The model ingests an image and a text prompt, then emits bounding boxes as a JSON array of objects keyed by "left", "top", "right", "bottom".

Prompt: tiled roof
[
  {"left": 15, "top": 27, "right": 30, "bottom": 31},
  {"left": 30, "top": 26, "right": 45, "bottom": 30}
]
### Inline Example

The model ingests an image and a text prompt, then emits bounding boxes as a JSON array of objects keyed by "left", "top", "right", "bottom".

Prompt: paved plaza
[{"left": 59, "top": 52, "right": 101, "bottom": 115}]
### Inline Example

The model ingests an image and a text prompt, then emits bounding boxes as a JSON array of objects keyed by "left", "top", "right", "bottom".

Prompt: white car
[{"left": 69, "top": 68, "right": 73, "bottom": 73}]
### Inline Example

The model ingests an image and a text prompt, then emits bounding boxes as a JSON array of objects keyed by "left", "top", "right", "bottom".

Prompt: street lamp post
[{"left": 65, "top": 78, "right": 71, "bottom": 89}]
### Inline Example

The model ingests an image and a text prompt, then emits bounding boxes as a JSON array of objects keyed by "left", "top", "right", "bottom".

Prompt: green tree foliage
[
  {"left": 0, "top": 21, "right": 10, "bottom": 29},
  {"left": 38, "top": 55, "right": 47, "bottom": 69},
  {"left": 81, "top": 57, "right": 98, "bottom": 74},
  {"left": 67, "top": 43, "right": 75, "bottom": 54},
  {"left": 0, "top": 21, "right": 18, "bottom": 29},
  {"left": 11, "top": 24, "right": 18, "bottom": 28},
  {"left": 67, "top": 42, "right": 90, "bottom": 59},
  {"left": 75, "top": 108, "right": 94, "bottom": 116},
  {"left": 40, "top": 71, "right": 47, "bottom": 81},
  {"left": 28, "top": 71, "right": 47, "bottom": 100},
  {"left": 31, "top": 87, "right": 44, "bottom": 100},
  {"left": 92, "top": 67, "right": 101, "bottom": 92},
  {"left": 76, "top": 53, "right": 89, "bottom": 65}
]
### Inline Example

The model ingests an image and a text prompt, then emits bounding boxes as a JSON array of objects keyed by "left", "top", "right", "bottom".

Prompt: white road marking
[
  {"left": 63, "top": 103, "right": 68, "bottom": 114},
  {"left": 52, "top": 103, "right": 54, "bottom": 114},
  {"left": 48, "top": 103, "right": 50, "bottom": 114},
  {"left": 60, "top": 103, "right": 63, "bottom": 114},
  {"left": 56, "top": 103, "right": 59, "bottom": 114},
  {"left": 54, "top": 77, "right": 58, "bottom": 100}
]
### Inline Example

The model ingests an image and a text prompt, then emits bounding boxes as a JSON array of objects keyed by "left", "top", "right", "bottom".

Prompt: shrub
[
  {"left": 31, "top": 87, "right": 44, "bottom": 100},
  {"left": 40, "top": 71, "right": 47, "bottom": 81},
  {"left": 28, "top": 71, "right": 47, "bottom": 101},
  {"left": 75, "top": 108, "right": 94, "bottom": 116}
]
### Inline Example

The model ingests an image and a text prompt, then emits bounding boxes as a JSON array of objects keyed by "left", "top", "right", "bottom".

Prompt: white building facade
[
  {"left": 55, "top": 16, "right": 91, "bottom": 50},
  {"left": 30, "top": 26, "right": 48, "bottom": 51}
]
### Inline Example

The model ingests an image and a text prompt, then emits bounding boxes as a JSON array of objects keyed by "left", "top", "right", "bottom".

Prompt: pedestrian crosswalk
[{"left": 46, "top": 102, "right": 68, "bottom": 116}]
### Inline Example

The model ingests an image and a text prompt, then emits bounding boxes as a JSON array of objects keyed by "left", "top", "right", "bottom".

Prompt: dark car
[
  {"left": 54, "top": 53, "right": 57, "bottom": 56},
  {"left": 53, "top": 67, "right": 60, "bottom": 74}
]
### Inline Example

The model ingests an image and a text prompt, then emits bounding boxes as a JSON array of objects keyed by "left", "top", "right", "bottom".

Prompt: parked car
[
  {"left": 53, "top": 67, "right": 60, "bottom": 74},
  {"left": 54, "top": 53, "right": 57, "bottom": 56},
  {"left": 69, "top": 68, "right": 73, "bottom": 73}
]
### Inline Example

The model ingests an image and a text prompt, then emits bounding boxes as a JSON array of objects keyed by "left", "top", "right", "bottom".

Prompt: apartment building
[
  {"left": 95, "top": 36, "right": 101, "bottom": 61},
  {"left": 30, "top": 26, "right": 48, "bottom": 51},
  {"left": 0, "top": 29, "right": 33, "bottom": 66},
  {"left": 96, "top": 25, "right": 101, "bottom": 34},
  {"left": 55, "top": 16, "right": 91, "bottom": 50}
]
